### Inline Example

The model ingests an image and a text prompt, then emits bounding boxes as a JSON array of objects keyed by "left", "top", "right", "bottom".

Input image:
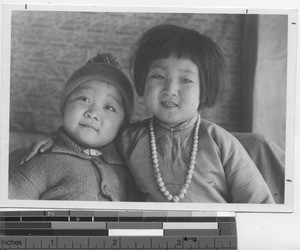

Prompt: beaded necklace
[{"left": 149, "top": 114, "right": 200, "bottom": 202}]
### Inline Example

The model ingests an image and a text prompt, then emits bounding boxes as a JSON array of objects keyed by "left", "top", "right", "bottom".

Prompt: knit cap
[{"left": 60, "top": 53, "right": 134, "bottom": 123}]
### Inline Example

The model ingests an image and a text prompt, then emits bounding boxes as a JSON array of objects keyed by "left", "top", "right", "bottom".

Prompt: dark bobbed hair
[{"left": 129, "top": 24, "right": 225, "bottom": 109}]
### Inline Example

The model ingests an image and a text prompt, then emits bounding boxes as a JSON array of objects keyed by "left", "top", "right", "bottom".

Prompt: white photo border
[{"left": 0, "top": 3, "right": 296, "bottom": 212}]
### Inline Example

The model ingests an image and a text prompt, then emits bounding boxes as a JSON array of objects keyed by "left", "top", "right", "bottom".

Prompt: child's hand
[{"left": 20, "top": 137, "right": 54, "bottom": 164}]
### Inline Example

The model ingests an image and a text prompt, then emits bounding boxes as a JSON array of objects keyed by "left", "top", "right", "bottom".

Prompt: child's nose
[
  {"left": 84, "top": 108, "right": 101, "bottom": 121},
  {"left": 163, "top": 78, "right": 179, "bottom": 96}
]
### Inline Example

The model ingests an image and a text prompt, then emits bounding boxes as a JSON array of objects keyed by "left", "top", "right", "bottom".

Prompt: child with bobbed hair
[
  {"left": 9, "top": 52, "right": 136, "bottom": 201},
  {"left": 117, "top": 24, "right": 275, "bottom": 203},
  {"left": 20, "top": 24, "right": 275, "bottom": 204}
]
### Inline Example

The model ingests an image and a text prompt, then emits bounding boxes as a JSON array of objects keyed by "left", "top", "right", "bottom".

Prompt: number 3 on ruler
[{"left": 177, "top": 239, "right": 182, "bottom": 246}]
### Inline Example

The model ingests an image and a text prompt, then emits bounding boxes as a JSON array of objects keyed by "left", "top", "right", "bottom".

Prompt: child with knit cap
[{"left": 9, "top": 53, "right": 136, "bottom": 201}]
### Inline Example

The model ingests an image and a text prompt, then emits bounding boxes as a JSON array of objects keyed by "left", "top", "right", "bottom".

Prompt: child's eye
[
  {"left": 80, "top": 96, "right": 90, "bottom": 103},
  {"left": 105, "top": 105, "right": 116, "bottom": 112},
  {"left": 152, "top": 74, "right": 165, "bottom": 80},
  {"left": 182, "top": 78, "right": 193, "bottom": 84}
]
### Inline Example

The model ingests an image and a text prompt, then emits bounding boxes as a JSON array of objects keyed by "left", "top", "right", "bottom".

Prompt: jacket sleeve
[
  {"left": 232, "top": 132, "right": 284, "bottom": 204},
  {"left": 8, "top": 156, "right": 50, "bottom": 200},
  {"left": 9, "top": 171, "right": 41, "bottom": 199},
  {"left": 214, "top": 127, "right": 275, "bottom": 204}
]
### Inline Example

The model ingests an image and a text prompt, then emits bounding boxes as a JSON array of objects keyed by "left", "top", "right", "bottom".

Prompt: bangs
[{"left": 145, "top": 28, "right": 200, "bottom": 65}]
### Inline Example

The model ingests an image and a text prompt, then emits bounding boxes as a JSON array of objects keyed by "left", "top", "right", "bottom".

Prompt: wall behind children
[{"left": 9, "top": 11, "right": 287, "bottom": 151}]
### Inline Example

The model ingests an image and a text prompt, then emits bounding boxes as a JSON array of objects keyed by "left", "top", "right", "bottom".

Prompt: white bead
[
  {"left": 188, "top": 169, "right": 194, "bottom": 174},
  {"left": 181, "top": 188, "right": 187, "bottom": 194},
  {"left": 157, "top": 177, "right": 162, "bottom": 182},
  {"left": 167, "top": 194, "right": 173, "bottom": 201},
  {"left": 173, "top": 196, "right": 179, "bottom": 202},
  {"left": 183, "top": 184, "right": 189, "bottom": 189},
  {"left": 186, "top": 173, "right": 192, "bottom": 180},
  {"left": 164, "top": 190, "right": 170, "bottom": 196},
  {"left": 179, "top": 193, "right": 185, "bottom": 199},
  {"left": 160, "top": 186, "right": 166, "bottom": 192},
  {"left": 158, "top": 181, "right": 165, "bottom": 187},
  {"left": 154, "top": 168, "right": 160, "bottom": 173}
]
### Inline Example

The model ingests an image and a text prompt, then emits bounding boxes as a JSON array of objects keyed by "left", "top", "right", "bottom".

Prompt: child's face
[
  {"left": 144, "top": 55, "right": 200, "bottom": 127},
  {"left": 62, "top": 80, "right": 125, "bottom": 148}
]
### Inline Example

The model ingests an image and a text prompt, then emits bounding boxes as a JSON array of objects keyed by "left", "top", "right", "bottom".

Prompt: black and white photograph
[{"left": 0, "top": 4, "right": 296, "bottom": 212}]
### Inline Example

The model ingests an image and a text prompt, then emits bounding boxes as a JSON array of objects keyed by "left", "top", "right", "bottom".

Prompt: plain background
[{"left": 1, "top": 0, "right": 300, "bottom": 250}]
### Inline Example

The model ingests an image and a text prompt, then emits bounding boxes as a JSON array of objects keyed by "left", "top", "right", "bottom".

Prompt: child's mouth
[
  {"left": 161, "top": 101, "right": 178, "bottom": 109},
  {"left": 80, "top": 123, "right": 99, "bottom": 132}
]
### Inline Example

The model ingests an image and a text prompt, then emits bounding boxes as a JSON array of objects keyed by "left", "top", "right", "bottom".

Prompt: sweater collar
[
  {"left": 153, "top": 113, "right": 200, "bottom": 132},
  {"left": 51, "top": 128, "right": 124, "bottom": 164}
]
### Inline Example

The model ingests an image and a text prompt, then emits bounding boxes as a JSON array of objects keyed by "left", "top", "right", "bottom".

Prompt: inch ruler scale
[{"left": 0, "top": 210, "right": 237, "bottom": 250}]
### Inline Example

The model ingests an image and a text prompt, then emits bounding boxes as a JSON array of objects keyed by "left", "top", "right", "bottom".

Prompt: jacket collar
[
  {"left": 50, "top": 128, "right": 124, "bottom": 165},
  {"left": 153, "top": 113, "right": 200, "bottom": 132}
]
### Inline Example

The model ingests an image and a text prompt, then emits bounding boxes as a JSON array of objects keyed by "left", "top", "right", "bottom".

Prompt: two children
[
  {"left": 12, "top": 24, "right": 275, "bottom": 204},
  {"left": 9, "top": 53, "right": 136, "bottom": 201}
]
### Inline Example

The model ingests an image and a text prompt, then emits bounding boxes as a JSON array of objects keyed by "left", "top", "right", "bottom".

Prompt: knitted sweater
[
  {"left": 9, "top": 128, "right": 135, "bottom": 201},
  {"left": 116, "top": 114, "right": 275, "bottom": 203}
]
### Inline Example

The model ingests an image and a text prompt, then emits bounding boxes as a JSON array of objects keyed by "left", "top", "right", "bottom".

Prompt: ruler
[{"left": 0, "top": 210, "right": 237, "bottom": 249}]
